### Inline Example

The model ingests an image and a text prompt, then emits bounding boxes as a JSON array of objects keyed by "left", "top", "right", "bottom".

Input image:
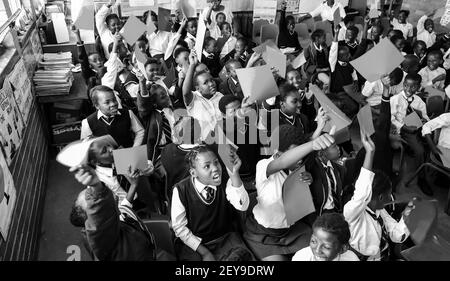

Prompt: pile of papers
[{"left": 33, "top": 52, "right": 74, "bottom": 96}]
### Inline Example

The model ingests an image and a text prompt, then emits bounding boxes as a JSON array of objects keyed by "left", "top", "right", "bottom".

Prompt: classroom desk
[
  {"left": 37, "top": 72, "right": 87, "bottom": 103},
  {"left": 37, "top": 72, "right": 89, "bottom": 151}
]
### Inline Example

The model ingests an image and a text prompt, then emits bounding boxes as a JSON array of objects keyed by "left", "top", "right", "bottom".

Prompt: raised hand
[
  {"left": 70, "top": 165, "right": 101, "bottom": 187},
  {"left": 189, "top": 49, "right": 198, "bottom": 65},
  {"left": 360, "top": 129, "right": 375, "bottom": 153},
  {"left": 312, "top": 130, "right": 335, "bottom": 151}
]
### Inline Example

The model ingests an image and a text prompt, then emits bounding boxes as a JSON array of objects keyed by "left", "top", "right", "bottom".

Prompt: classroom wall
[{"left": 0, "top": 56, "right": 49, "bottom": 260}]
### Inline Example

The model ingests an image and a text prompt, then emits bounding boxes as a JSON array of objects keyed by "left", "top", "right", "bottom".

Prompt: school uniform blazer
[
  {"left": 305, "top": 152, "right": 346, "bottom": 215},
  {"left": 136, "top": 92, "right": 163, "bottom": 163},
  {"left": 219, "top": 77, "right": 244, "bottom": 99}
]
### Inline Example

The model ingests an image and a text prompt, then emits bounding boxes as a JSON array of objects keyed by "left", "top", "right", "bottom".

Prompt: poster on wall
[
  {"left": 286, "top": 0, "right": 300, "bottom": 13},
  {"left": 22, "top": 42, "right": 37, "bottom": 79},
  {"left": 0, "top": 81, "right": 24, "bottom": 165},
  {"left": 8, "top": 59, "right": 33, "bottom": 125},
  {"left": 0, "top": 146, "right": 16, "bottom": 241},
  {"left": 253, "top": 0, "right": 278, "bottom": 23},
  {"left": 30, "top": 28, "right": 43, "bottom": 62}
]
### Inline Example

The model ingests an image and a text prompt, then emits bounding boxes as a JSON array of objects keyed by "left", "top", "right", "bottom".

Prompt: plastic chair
[
  {"left": 314, "top": 21, "right": 332, "bottom": 34},
  {"left": 260, "top": 24, "right": 279, "bottom": 44},
  {"left": 252, "top": 19, "right": 269, "bottom": 45},
  {"left": 143, "top": 217, "right": 176, "bottom": 257},
  {"left": 295, "top": 23, "right": 311, "bottom": 49}
]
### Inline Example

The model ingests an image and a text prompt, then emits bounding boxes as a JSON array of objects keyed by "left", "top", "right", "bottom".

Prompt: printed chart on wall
[
  {"left": 8, "top": 59, "right": 34, "bottom": 125},
  {"left": 253, "top": 0, "right": 278, "bottom": 23},
  {"left": 30, "top": 27, "right": 43, "bottom": 62},
  {"left": 0, "top": 146, "right": 17, "bottom": 241},
  {"left": 0, "top": 80, "right": 24, "bottom": 165}
]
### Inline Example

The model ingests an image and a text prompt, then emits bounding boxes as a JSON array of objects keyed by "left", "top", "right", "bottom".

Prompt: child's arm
[
  {"left": 343, "top": 130, "right": 376, "bottom": 223},
  {"left": 362, "top": 16, "right": 370, "bottom": 40},
  {"left": 182, "top": 50, "right": 197, "bottom": 107},
  {"left": 135, "top": 69, "right": 155, "bottom": 119},
  {"left": 310, "top": 107, "right": 329, "bottom": 140},
  {"left": 417, "top": 15, "right": 427, "bottom": 35},
  {"left": 225, "top": 149, "right": 250, "bottom": 211},
  {"left": 205, "top": 1, "right": 215, "bottom": 26},
  {"left": 101, "top": 32, "right": 122, "bottom": 89},
  {"left": 279, "top": 1, "right": 287, "bottom": 33},
  {"left": 266, "top": 127, "right": 336, "bottom": 178},
  {"left": 73, "top": 27, "right": 95, "bottom": 81},
  {"left": 96, "top": 1, "right": 114, "bottom": 36},
  {"left": 69, "top": 165, "right": 121, "bottom": 260},
  {"left": 329, "top": 26, "right": 340, "bottom": 73}
]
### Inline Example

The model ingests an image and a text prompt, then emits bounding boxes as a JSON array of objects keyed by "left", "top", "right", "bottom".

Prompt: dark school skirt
[
  {"left": 175, "top": 232, "right": 255, "bottom": 261},
  {"left": 243, "top": 213, "right": 312, "bottom": 259}
]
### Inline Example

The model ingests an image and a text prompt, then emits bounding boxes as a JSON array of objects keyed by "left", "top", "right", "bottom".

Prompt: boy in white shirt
[
  {"left": 418, "top": 50, "right": 446, "bottom": 91},
  {"left": 391, "top": 10, "right": 414, "bottom": 41},
  {"left": 293, "top": 213, "right": 359, "bottom": 261},
  {"left": 184, "top": 18, "right": 197, "bottom": 50},
  {"left": 390, "top": 73, "right": 430, "bottom": 193},
  {"left": 417, "top": 14, "right": 436, "bottom": 48},
  {"left": 182, "top": 50, "right": 224, "bottom": 141},
  {"left": 343, "top": 130, "right": 412, "bottom": 261},
  {"left": 201, "top": 0, "right": 233, "bottom": 40},
  {"left": 362, "top": 68, "right": 403, "bottom": 109},
  {"left": 219, "top": 22, "right": 237, "bottom": 59},
  {"left": 146, "top": 11, "right": 173, "bottom": 59},
  {"left": 95, "top": 0, "right": 121, "bottom": 60}
]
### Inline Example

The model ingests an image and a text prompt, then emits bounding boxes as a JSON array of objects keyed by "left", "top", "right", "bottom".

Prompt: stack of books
[{"left": 33, "top": 52, "right": 74, "bottom": 96}]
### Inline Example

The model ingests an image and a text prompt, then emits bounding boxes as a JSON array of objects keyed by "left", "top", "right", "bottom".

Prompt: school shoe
[{"left": 418, "top": 177, "right": 433, "bottom": 196}]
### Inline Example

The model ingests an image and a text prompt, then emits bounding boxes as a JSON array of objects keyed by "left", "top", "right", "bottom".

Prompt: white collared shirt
[
  {"left": 171, "top": 177, "right": 249, "bottom": 251},
  {"left": 343, "top": 168, "right": 409, "bottom": 261},
  {"left": 309, "top": 1, "right": 346, "bottom": 21},
  {"left": 337, "top": 24, "right": 347, "bottom": 41},
  {"left": 391, "top": 18, "right": 414, "bottom": 39},
  {"left": 417, "top": 15, "right": 436, "bottom": 48},
  {"left": 329, "top": 42, "right": 358, "bottom": 81},
  {"left": 147, "top": 30, "right": 172, "bottom": 57},
  {"left": 95, "top": 165, "right": 127, "bottom": 203},
  {"left": 321, "top": 160, "right": 337, "bottom": 211},
  {"left": 80, "top": 109, "right": 145, "bottom": 147},
  {"left": 95, "top": 5, "right": 115, "bottom": 59},
  {"left": 292, "top": 246, "right": 359, "bottom": 261},
  {"left": 253, "top": 156, "right": 290, "bottom": 229},
  {"left": 422, "top": 113, "right": 450, "bottom": 149},
  {"left": 186, "top": 91, "right": 224, "bottom": 140},
  {"left": 390, "top": 91, "right": 429, "bottom": 133},
  {"left": 362, "top": 79, "right": 385, "bottom": 106},
  {"left": 200, "top": 6, "right": 234, "bottom": 31},
  {"left": 418, "top": 66, "right": 446, "bottom": 90},
  {"left": 184, "top": 32, "right": 196, "bottom": 50},
  {"left": 219, "top": 36, "right": 237, "bottom": 59}
]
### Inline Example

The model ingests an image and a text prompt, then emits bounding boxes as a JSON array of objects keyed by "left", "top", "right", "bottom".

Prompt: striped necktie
[
  {"left": 366, "top": 210, "right": 390, "bottom": 261},
  {"left": 204, "top": 186, "right": 215, "bottom": 203},
  {"left": 325, "top": 165, "right": 340, "bottom": 211},
  {"left": 160, "top": 111, "right": 172, "bottom": 144}
]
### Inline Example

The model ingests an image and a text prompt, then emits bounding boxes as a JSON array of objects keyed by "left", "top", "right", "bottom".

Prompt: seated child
[
  {"left": 412, "top": 40, "right": 428, "bottom": 70},
  {"left": 147, "top": 11, "right": 173, "bottom": 59},
  {"left": 201, "top": 36, "right": 221, "bottom": 77},
  {"left": 292, "top": 213, "right": 359, "bottom": 261},
  {"left": 221, "top": 37, "right": 252, "bottom": 67},
  {"left": 183, "top": 50, "right": 224, "bottom": 140},
  {"left": 204, "top": 4, "right": 229, "bottom": 40},
  {"left": 278, "top": 2, "right": 301, "bottom": 53},
  {"left": 390, "top": 74, "right": 430, "bottom": 189},
  {"left": 338, "top": 25, "right": 360, "bottom": 58},
  {"left": 80, "top": 86, "right": 144, "bottom": 148},
  {"left": 69, "top": 162, "right": 165, "bottom": 261},
  {"left": 218, "top": 22, "right": 237, "bottom": 59},
  {"left": 344, "top": 130, "right": 412, "bottom": 261},
  {"left": 217, "top": 95, "right": 259, "bottom": 190},
  {"left": 303, "top": 29, "right": 330, "bottom": 83},
  {"left": 95, "top": 1, "right": 121, "bottom": 59},
  {"left": 338, "top": 15, "right": 355, "bottom": 42},
  {"left": 390, "top": 35, "right": 406, "bottom": 55},
  {"left": 368, "top": 24, "right": 384, "bottom": 44},
  {"left": 390, "top": 10, "right": 414, "bottom": 41},
  {"left": 417, "top": 13, "right": 436, "bottom": 48},
  {"left": 243, "top": 124, "right": 337, "bottom": 261},
  {"left": 286, "top": 69, "right": 316, "bottom": 122},
  {"left": 184, "top": 18, "right": 197, "bottom": 50},
  {"left": 171, "top": 146, "right": 252, "bottom": 261},
  {"left": 418, "top": 50, "right": 446, "bottom": 91},
  {"left": 161, "top": 116, "right": 203, "bottom": 201},
  {"left": 218, "top": 59, "right": 243, "bottom": 99},
  {"left": 362, "top": 68, "right": 403, "bottom": 117}
]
